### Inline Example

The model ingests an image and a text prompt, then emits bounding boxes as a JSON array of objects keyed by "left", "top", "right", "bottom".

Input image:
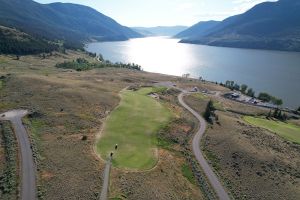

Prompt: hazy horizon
[{"left": 34, "top": 0, "right": 278, "bottom": 27}]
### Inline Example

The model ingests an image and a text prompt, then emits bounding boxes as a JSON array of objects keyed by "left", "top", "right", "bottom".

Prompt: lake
[{"left": 86, "top": 37, "right": 300, "bottom": 109}]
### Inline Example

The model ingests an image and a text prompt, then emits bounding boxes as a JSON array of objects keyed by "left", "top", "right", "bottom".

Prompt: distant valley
[{"left": 132, "top": 26, "right": 188, "bottom": 37}]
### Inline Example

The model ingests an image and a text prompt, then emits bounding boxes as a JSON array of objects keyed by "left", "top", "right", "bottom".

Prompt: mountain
[
  {"left": 175, "top": 21, "right": 219, "bottom": 39},
  {"left": 132, "top": 26, "right": 188, "bottom": 37},
  {"left": 0, "top": 25, "right": 58, "bottom": 54},
  {"left": 180, "top": 0, "right": 300, "bottom": 52},
  {"left": 0, "top": 0, "right": 142, "bottom": 48}
]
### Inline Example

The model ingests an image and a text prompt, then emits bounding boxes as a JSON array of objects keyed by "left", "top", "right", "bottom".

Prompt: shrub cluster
[
  {"left": 183, "top": 150, "right": 216, "bottom": 200},
  {"left": 157, "top": 118, "right": 216, "bottom": 199},
  {"left": 267, "top": 108, "right": 288, "bottom": 121},
  {"left": 0, "top": 122, "right": 18, "bottom": 196}
]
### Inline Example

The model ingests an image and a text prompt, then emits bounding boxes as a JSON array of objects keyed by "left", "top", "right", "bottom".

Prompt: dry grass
[
  {"left": 184, "top": 93, "right": 300, "bottom": 199},
  {"left": 204, "top": 112, "right": 300, "bottom": 199},
  {"left": 0, "top": 50, "right": 204, "bottom": 199},
  {"left": 3, "top": 49, "right": 292, "bottom": 199},
  {"left": 110, "top": 149, "right": 204, "bottom": 200}
]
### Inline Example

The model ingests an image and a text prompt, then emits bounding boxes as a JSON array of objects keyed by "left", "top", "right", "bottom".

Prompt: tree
[
  {"left": 273, "top": 108, "right": 279, "bottom": 118},
  {"left": 225, "top": 80, "right": 230, "bottom": 88},
  {"left": 278, "top": 110, "right": 282, "bottom": 119},
  {"left": 282, "top": 113, "right": 288, "bottom": 121},
  {"left": 233, "top": 83, "right": 240, "bottom": 91},
  {"left": 246, "top": 88, "right": 255, "bottom": 97},
  {"left": 240, "top": 84, "right": 248, "bottom": 94},
  {"left": 273, "top": 98, "right": 283, "bottom": 106},
  {"left": 203, "top": 100, "right": 215, "bottom": 123},
  {"left": 298, "top": 107, "right": 300, "bottom": 112},
  {"left": 267, "top": 110, "right": 272, "bottom": 119},
  {"left": 258, "top": 92, "right": 272, "bottom": 102}
]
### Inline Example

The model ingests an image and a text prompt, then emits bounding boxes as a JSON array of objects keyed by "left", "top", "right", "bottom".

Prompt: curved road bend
[
  {"left": 178, "top": 93, "right": 230, "bottom": 200},
  {"left": 0, "top": 110, "right": 36, "bottom": 200},
  {"left": 99, "top": 158, "right": 111, "bottom": 200}
]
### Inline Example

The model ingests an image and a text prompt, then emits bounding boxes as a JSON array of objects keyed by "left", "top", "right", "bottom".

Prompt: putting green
[
  {"left": 97, "top": 87, "right": 172, "bottom": 170},
  {"left": 244, "top": 116, "right": 300, "bottom": 144}
]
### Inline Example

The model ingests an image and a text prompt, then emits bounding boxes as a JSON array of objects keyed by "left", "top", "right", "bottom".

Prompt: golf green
[
  {"left": 97, "top": 87, "right": 172, "bottom": 170},
  {"left": 244, "top": 116, "right": 300, "bottom": 144}
]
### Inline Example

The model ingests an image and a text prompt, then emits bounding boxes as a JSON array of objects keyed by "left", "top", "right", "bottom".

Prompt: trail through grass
[
  {"left": 97, "top": 87, "right": 172, "bottom": 170},
  {"left": 244, "top": 116, "right": 300, "bottom": 144}
]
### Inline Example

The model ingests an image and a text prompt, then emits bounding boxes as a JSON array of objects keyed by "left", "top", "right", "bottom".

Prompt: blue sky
[{"left": 34, "top": 0, "right": 277, "bottom": 27}]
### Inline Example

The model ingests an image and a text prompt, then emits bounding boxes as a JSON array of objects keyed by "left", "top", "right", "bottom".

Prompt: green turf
[
  {"left": 0, "top": 80, "right": 3, "bottom": 90},
  {"left": 244, "top": 116, "right": 300, "bottom": 144},
  {"left": 181, "top": 164, "right": 196, "bottom": 184},
  {"left": 97, "top": 87, "right": 172, "bottom": 170}
]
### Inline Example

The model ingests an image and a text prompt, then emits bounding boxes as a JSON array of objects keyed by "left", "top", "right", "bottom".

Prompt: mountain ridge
[
  {"left": 179, "top": 0, "right": 300, "bottom": 52},
  {"left": 0, "top": 0, "right": 142, "bottom": 48}
]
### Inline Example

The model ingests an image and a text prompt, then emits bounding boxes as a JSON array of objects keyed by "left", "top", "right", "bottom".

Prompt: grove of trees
[
  {"left": 55, "top": 58, "right": 142, "bottom": 71},
  {"left": 223, "top": 80, "right": 283, "bottom": 105},
  {"left": 258, "top": 92, "right": 283, "bottom": 106},
  {"left": 0, "top": 28, "right": 59, "bottom": 55}
]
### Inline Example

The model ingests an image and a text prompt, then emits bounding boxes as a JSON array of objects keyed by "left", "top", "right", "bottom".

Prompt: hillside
[
  {"left": 180, "top": 0, "right": 300, "bottom": 52},
  {"left": 132, "top": 26, "right": 188, "bottom": 37},
  {"left": 0, "top": 26, "right": 58, "bottom": 55},
  {"left": 175, "top": 21, "right": 219, "bottom": 39},
  {"left": 0, "top": 0, "right": 142, "bottom": 48}
]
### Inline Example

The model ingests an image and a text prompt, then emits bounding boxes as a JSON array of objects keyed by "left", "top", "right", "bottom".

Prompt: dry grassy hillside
[
  {"left": 185, "top": 93, "right": 300, "bottom": 200},
  {"left": 0, "top": 51, "right": 205, "bottom": 199}
]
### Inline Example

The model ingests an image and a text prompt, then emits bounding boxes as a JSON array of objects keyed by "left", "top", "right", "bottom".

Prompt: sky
[{"left": 34, "top": 0, "right": 277, "bottom": 27}]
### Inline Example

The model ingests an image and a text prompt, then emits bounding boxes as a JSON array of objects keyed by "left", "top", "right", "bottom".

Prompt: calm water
[{"left": 86, "top": 37, "right": 300, "bottom": 108}]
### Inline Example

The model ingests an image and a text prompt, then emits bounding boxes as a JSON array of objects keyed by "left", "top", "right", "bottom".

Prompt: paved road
[
  {"left": 0, "top": 110, "right": 36, "bottom": 200},
  {"left": 99, "top": 158, "right": 111, "bottom": 200},
  {"left": 178, "top": 93, "right": 230, "bottom": 200}
]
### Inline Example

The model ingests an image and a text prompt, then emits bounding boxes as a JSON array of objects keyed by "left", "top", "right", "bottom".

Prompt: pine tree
[
  {"left": 273, "top": 108, "right": 279, "bottom": 118},
  {"left": 267, "top": 110, "right": 272, "bottom": 119},
  {"left": 204, "top": 100, "right": 215, "bottom": 123}
]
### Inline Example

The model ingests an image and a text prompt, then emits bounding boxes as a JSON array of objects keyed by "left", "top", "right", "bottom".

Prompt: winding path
[
  {"left": 178, "top": 92, "right": 230, "bottom": 200},
  {"left": 99, "top": 158, "right": 111, "bottom": 200},
  {"left": 0, "top": 110, "right": 36, "bottom": 200}
]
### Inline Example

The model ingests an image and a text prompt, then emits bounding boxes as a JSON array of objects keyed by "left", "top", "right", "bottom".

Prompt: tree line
[
  {"left": 221, "top": 80, "right": 283, "bottom": 106},
  {"left": 55, "top": 57, "right": 142, "bottom": 71}
]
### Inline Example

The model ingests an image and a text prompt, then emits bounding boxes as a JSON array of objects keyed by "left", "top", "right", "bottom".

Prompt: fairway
[
  {"left": 244, "top": 116, "right": 300, "bottom": 144},
  {"left": 97, "top": 87, "right": 172, "bottom": 170}
]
